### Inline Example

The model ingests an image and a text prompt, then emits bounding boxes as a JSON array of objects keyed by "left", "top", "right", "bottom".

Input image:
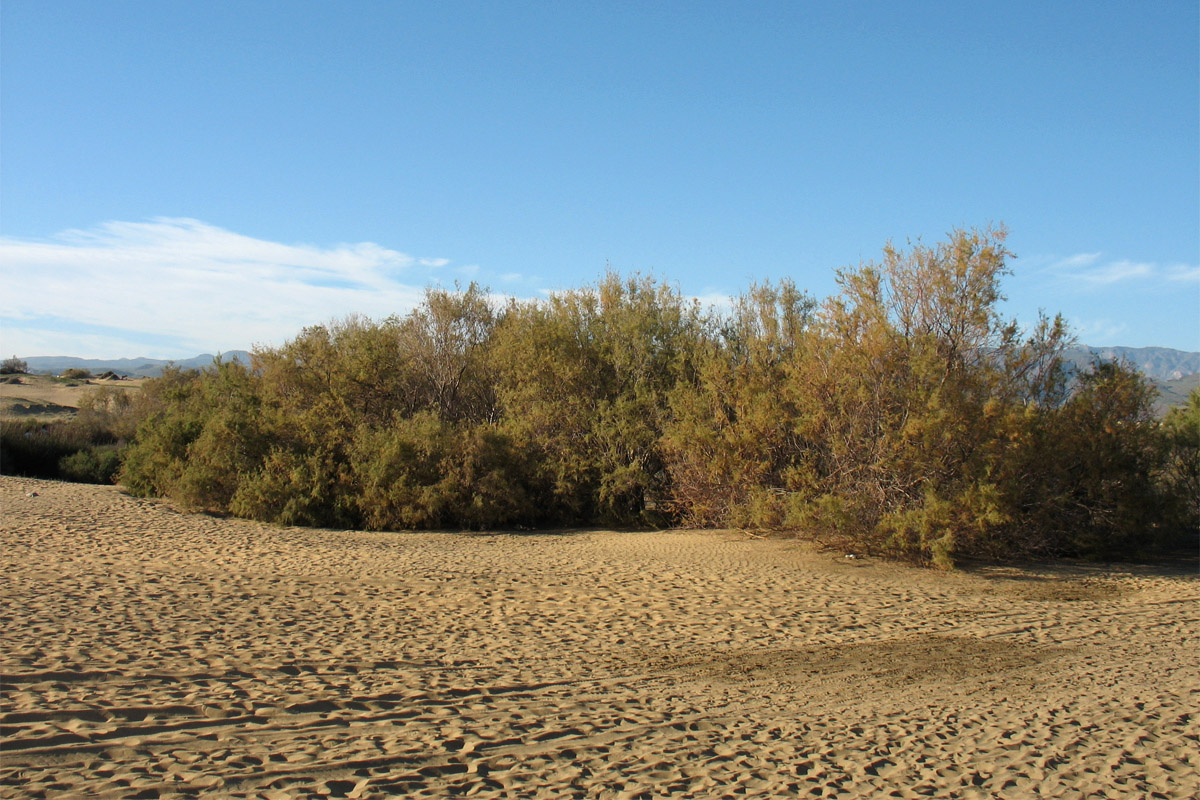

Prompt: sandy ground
[
  {"left": 1, "top": 476, "right": 1197, "bottom": 799},
  {"left": 0, "top": 376, "right": 144, "bottom": 418}
]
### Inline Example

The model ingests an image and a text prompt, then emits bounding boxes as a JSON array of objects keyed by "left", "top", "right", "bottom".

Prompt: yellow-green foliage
[
  {"left": 0, "top": 377, "right": 148, "bottom": 484},
  {"left": 663, "top": 281, "right": 816, "bottom": 526},
  {"left": 664, "top": 226, "right": 1176, "bottom": 564},
  {"left": 492, "top": 273, "right": 702, "bottom": 525},
  {"left": 115, "top": 230, "right": 1192, "bottom": 564},
  {"left": 1161, "top": 389, "right": 1200, "bottom": 531}
]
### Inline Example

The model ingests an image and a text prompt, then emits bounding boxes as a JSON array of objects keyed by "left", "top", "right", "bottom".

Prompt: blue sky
[{"left": 2, "top": 0, "right": 1197, "bottom": 357}]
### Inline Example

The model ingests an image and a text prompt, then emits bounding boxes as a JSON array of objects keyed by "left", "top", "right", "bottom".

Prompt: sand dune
[
  {"left": 2, "top": 475, "right": 1197, "bottom": 798},
  {"left": 0, "top": 376, "right": 143, "bottom": 419}
]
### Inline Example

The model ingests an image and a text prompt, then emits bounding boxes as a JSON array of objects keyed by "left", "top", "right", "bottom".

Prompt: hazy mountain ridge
[
  {"left": 1062, "top": 346, "right": 1200, "bottom": 382},
  {"left": 1059, "top": 347, "right": 1199, "bottom": 414},
  {"left": 21, "top": 351, "right": 252, "bottom": 378},
  {"left": 17, "top": 345, "right": 1200, "bottom": 387}
]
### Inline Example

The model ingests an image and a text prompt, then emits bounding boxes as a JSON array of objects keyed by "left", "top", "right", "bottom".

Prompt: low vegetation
[
  {"left": 1, "top": 356, "right": 28, "bottom": 375},
  {"left": 0, "top": 385, "right": 145, "bottom": 484},
  {"left": 5, "top": 227, "right": 1196, "bottom": 564}
]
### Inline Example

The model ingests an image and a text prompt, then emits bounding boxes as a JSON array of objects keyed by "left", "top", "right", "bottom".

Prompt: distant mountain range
[
  {"left": 1061, "top": 346, "right": 1200, "bottom": 382},
  {"left": 1060, "top": 347, "right": 1199, "bottom": 414},
  {"left": 16, "top": 345, "right": 1200, "bottom": 412},
  {"left": 21, "top": 351, "right": 252, "bottom": 378}
]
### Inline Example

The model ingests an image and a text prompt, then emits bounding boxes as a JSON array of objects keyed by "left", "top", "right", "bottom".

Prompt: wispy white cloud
[
  {"left": 0, "top": 218, "right": 453, "bottom": 358},
  {"left": 1076, "top": 260, "right": 1155, "bottom": 285},
  {"left": 1067, "top": 316, "right": 1130, "bottom": 346},
  {"left": 1043, "top": 252, "right": 1198, "bottom": 287},
  {"left": 1164, "top": 264, "right": 1200, "bottom": 282},
  {"left": 1052, "top": 252, "right": 1103, "bottom": 270}
]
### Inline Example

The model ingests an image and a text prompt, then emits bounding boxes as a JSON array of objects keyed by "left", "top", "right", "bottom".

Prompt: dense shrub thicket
[
  {"left": 113, "top": 227, "right": 1196, "bottom": 564},
  {"left": 1, "top": 418, "right": 121, "bottom": 483},
  {"left": 0, "top": 387, "right": 142, "bottom": 483},
  {"left": 1, "top": 356, "right": 28, "bottom": 374}
]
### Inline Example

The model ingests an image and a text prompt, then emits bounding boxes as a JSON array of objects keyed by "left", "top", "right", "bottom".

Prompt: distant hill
[
  {"left": 1153, "top": 372, "right": 1200, "bottom": 413},
  {"left": 21, "top": 351, "right": 252, "bottom": 378},
  {"left": 1062, "top": 346, "right": 1200, "bottom": 382},
  {"left": 15, "top": 344, "right": 1200, "bottom": 410},
  {"left": 1061, "top": 346, "right": 1199, "bottom": 414}
]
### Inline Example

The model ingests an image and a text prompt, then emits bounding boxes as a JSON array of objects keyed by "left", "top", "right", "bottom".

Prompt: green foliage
[
  {"left": 1044, "top": 361, "right": 1166, "bottom": 557},
  {"left": 1, "top": 356, "right": 28, "bottom": 374},
  {"left": 77, "top": 385, "right": 143, "bottom": 441},
  {"left": 119, "top": 360, "right": 270, "bottom": 511},
  {"left": 793, "top": 228, "right": 1073, "bottom": 562},
  {"left": 1159, "top": 387, "right": 1200, "bottom": 537},
  {"left": 58, "top": 445, "right": 123, "bottom": 483},
  {"left": 663, "top": 227, "right": 1180, "bottom": 565},
  {"left": 0, "top": 379, "right": 150, "bottom": 484},
  {"left": 663, "top": 280, "right": 816, "bottom": 526},
  {"left": 667, "top": 228, "right": 1049, "bottom": 562},
  {"left": 493, "top": 273, "right": 702, "bottom": 526},
  {"left": 0, "top": 417, "right": 123, "bottom": 483},
  {"left": 60, "top": 368, "right": 92, "bottom": 380},
  {"left": 111, "top": 230, "right": 1189, "bottom": 564},
  {"left": 348, "top": 413, "right": 534, "bottom": 530},
  {"left": 229, "top": 445, "right": 356, "bottom": 528}
]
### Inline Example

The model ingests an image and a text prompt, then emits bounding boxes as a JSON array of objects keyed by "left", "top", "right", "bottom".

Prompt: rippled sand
[{"left": 2, "top": 475, "right": 1197, "bottom": 798}]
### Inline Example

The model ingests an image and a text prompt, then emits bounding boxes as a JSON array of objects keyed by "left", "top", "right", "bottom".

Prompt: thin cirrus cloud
[
  {"left": 0, "top": 218, "right": 455, "bottom": 358},
  {"left": 1046, "top": 252, "right": 1199, "bottom": 287},
  {"left": 1164, "top": 264, "right": 1200, "bottom": 283},
  {"left": 1069, "top": 317, "right": 1131, "bottom": 345}
]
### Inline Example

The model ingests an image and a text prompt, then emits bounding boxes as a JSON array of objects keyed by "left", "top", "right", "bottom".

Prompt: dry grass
[{"left": 0, "top": 375, "right": 144, "bottom": 421}]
